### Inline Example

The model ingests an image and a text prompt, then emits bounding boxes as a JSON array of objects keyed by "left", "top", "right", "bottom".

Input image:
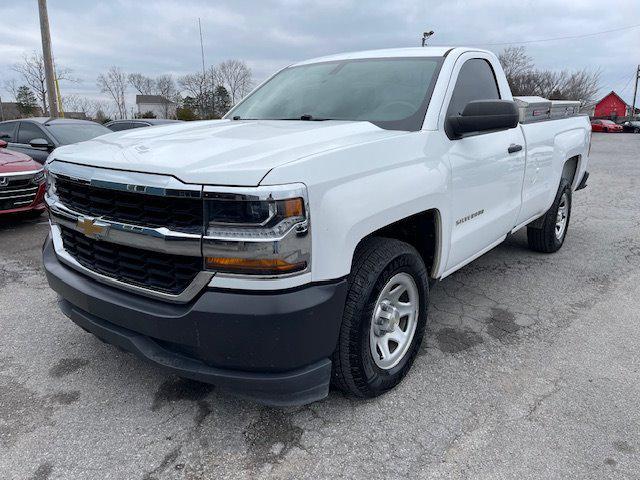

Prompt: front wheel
[
  {"left": 331, "top": 237, "right": 429, "bottom": 398},
  {"left": 527, "top": 180, "right": 572, "bottom": 253}
]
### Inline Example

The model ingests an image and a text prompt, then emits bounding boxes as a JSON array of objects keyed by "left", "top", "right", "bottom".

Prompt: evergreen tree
[
  {"left": 214, "top": 85, "right": 232, "bottom": 118},
  {"left": 15, "top": 85, "right": 38, "bottom": 117}
]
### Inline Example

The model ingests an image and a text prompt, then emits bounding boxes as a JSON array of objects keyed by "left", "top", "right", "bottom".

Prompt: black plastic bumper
[{"left": 43, "top": 236, "right": 348, "bottom": 406}]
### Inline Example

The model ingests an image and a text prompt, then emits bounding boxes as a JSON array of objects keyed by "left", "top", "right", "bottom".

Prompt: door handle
[{"left": 508, "top": 144, "right": 523, "bottom": 154}]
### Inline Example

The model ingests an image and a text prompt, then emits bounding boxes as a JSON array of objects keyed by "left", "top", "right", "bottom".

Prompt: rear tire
[
  {"left": 527, "top": 180, "right": 571, "bottom": 253},
  {"left": 331, "top": 237, "right": 429, "bottom": 398}
]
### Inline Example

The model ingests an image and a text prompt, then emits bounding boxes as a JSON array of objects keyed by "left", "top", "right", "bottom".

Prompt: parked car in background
[
  {"left": 0, "top": 140, "right": 46, "bottom": 216},
  {"left": 105, "top": 119, "right": 183, "bottom": 132},
  {"left": 621, "top": 120, "right": 640, "bottom": 133},
  {"left": 590, "top": 119, "right": 623, "bottom": 133},
  {"left": 0, "top": 118, "right": 111, "bottom": 164}
]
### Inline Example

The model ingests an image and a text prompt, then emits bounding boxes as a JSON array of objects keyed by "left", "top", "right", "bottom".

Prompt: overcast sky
[{"left": 1, "top": 0, "right": 639, "bottom": 110}]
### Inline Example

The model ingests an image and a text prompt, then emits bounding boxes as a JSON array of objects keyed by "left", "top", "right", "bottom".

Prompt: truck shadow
[{"left": 424, "top": 230, "right": 544, "bottom": 356}]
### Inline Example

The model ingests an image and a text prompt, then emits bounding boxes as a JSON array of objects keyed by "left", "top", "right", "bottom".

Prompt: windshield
[
  {"left": 229, "top": 57, "right": 443, "bottom": 131},
  {"left": 47, "top": 123, "right": 111, "bottom": 145}
]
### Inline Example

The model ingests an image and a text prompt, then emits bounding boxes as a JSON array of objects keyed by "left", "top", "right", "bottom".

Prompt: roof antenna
[{"left": 422, "top": 31, "right": 434, "bottom": 47}]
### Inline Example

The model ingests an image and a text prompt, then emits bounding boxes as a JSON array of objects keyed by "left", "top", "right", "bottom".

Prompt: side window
[
  {"left": 131, "top": 122, "right": 149, "bottom": 128},
  {"left": 447, "top": 59, "right": 500, "bottom": 117},
  {"left": 0, "top": 122, "right": 18, "bottom": 142},
  {"left": 108, "top": 122, "right": 132, "bottom": 131},
  {"left": 17, "top": 122, "right": 48, "bottom": 145}
]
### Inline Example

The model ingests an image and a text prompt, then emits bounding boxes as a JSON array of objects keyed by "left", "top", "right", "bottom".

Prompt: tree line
[
  {"left": 96, "top": 59, "right": 252, "bottom": 121},
  {"left": 4, "top": 47, "right": 601, "bottom": 122},
  {"left": 498, "top": 47, "right": 600, "bottom": 105},
  {"left": 3, "top": 51, "right": 252, "bottom": 122}
]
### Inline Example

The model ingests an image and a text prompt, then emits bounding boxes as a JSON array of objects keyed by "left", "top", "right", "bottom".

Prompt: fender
[{"left": 263, "top": 131, "right": 451, "bottom": 282}]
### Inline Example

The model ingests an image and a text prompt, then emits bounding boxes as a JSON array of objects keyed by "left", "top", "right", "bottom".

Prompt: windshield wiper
[
  {"left": 275, "top": 115, "right": 334, "bottom": 121},
  {"left": 232, "top": 115, "right": 336, "bottom": 121}
]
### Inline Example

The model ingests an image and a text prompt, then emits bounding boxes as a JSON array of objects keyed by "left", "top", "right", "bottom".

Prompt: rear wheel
[
  {"left": 527, "top": 180, "right": 571, "bottom": 253},
  {"left": 331, "top": 237, "right": 429, "bottom": 398}
]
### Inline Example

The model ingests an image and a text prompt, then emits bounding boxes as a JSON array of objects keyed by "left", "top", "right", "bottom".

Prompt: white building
[{"left": 136, "top": 95, "right": 177, "bottom": 119}]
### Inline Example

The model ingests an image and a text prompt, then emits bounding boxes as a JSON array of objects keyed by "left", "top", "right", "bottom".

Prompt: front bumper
[
  {"left": 43, "top": 236, "right": 348, "bottom": 406},
  {"left": 0, "top": 182, "right": 46, "bottom": 215}
]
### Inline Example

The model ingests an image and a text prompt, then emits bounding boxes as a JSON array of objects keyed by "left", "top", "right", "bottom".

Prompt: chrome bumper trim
[
  {"left": 47, "top": 198, "right": 202, "bottom": 257},
  {"left": 50, "top": 223, "right": 213, "bottom": 303}
]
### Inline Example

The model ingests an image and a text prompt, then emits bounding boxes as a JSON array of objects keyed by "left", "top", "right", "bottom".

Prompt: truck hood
[{"left": 51, "top": 119, "right": 404, "bottom": 186}]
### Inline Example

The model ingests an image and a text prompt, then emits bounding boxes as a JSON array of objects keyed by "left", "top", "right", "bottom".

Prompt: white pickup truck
[{"left": 43, "top": 47, "right": 590, "bottom": 405}]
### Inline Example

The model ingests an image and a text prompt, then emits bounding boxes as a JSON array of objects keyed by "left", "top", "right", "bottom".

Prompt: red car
[
  {"left": 0, "top": 140, "right": 46, "bottom": 216},
  {"left": 590, "top": 119, "right": 623, "bottom": 133}
]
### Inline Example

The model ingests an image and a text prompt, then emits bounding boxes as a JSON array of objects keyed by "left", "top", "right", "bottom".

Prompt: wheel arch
[
  {"left": 562, "top": 154, "right": 580, "bottom": 188},
  {"left": 351, "top": 208, "right": 443, "bottom": 280}
]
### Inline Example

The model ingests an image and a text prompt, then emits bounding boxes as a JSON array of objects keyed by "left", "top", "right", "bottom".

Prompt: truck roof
[{"left": 293, "top": 47, "right": 475, "bottom": 66}]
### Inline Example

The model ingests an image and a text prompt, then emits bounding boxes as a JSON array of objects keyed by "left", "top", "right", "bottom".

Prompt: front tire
[
  {"left": 331, "top": 237, "right": 429, "bottom": 398},
  {"left": 527, "top": 180, "right": 572, "bottom": 253}
]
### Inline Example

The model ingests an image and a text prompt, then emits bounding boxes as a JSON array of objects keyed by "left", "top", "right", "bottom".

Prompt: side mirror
[
  {"left": 447, "top": 100, "right": 519, "bottom": 138},
  {"left": 0, "top": 140, "right": 7, "bottom": 148},
  {"left": 29, "top": 138, "right": 53, "bottom": 150}
]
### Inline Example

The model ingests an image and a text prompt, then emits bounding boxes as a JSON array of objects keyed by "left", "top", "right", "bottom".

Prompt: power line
[
  {"left": 433, "top": 23, "right": 640, "bottom": 47},
  {"left": 619, "top": 73, "right": 635, "bottom": 94}
]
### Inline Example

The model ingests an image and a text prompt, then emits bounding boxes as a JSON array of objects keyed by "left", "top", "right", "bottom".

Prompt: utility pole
[
  {"left": 37, "top": 0, "right": 58, "bottom": 118},
  {"left": 632, "top": 65, "right": 640, "bottom": 119},
  {"left": 198, "top": 18, "right": 206, "bottom": 76}
]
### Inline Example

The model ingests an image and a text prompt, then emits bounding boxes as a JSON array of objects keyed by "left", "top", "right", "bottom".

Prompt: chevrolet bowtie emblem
[{"left": 77, "top": 218, "right": 109, "bottom": 239}]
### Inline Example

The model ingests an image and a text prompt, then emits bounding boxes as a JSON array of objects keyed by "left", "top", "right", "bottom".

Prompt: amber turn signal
[
  {"left": 205, "top": 256, "right": 307, "bottom": 275},
  {"left": 281, "top": 198, "right": 304, "bottom": 218}
]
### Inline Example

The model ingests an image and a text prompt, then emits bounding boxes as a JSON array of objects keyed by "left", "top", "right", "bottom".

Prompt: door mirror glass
[
  {"left": 29, "top": 138, "right": 52, "bottom": 150},
  {"left": 447, "top": 100, "right": 519, "bottom": 138}
]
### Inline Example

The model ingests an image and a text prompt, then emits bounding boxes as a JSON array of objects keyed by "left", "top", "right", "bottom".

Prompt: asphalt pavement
[{"left": 1, "top": 132, "right": 639, "bottom": 479}]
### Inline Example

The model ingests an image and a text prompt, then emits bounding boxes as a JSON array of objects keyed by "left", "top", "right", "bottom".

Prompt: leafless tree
[
  {"left": 498, "top": 47, "right": 601, "bottom": 105},
  {"left": 155, "top": 74, "right": 179, "bottom": 118},
  {"left": 498, "top": 47, "right": 533, "bottom": 85},
  {"left": 61, "top": 94, "right": 111, "bottom": 119},
  {"left": 3, "top": 78, "right": 19, "bottom": 100},
  {"left": 179, "top": 71, "right": 210, "bottom": 117},
  {"left": 97, "top": 66, "right": 128, "bottom": 119},
  {"left": 12, "top": 51, "right": 75, "bottom": 114},
  {"left": 127, "top": 73, "right": 154, "bottom": 95},
  {"left": 62, "top": 94, "right": 90, "bottom": 115},
  {"left": 215, "top": 59, "right": 253, "bottom": 105}
]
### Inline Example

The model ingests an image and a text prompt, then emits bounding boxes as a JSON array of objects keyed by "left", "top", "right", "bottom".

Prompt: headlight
[
  {"left": 202, "top": 184, "right": 310, "bottom": 276},
  {"left": 32, "top": 169, "right": 46, "bottom": 184}
]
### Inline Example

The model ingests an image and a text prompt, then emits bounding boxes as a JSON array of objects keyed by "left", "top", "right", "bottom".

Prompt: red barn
[{"left": 593, "top": 91, "right": 629, "bottom": 119}]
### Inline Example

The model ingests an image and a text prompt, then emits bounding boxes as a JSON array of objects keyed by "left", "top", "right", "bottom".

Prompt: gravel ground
[{"left": 1, "top": 132, "right": 639, "bottom": 480}]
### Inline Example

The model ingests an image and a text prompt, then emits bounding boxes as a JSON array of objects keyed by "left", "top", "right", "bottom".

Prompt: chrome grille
[
  {"left": 54, "top": 175, "right": 204, "bottom": 233},
  {"left": 0, "top": 173, "right": 39, "bottom": 210}
]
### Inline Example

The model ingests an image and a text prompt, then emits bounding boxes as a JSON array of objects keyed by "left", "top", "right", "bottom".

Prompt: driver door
[{"left": 443, "top": 56, "right": 526, "bottom": 272}]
